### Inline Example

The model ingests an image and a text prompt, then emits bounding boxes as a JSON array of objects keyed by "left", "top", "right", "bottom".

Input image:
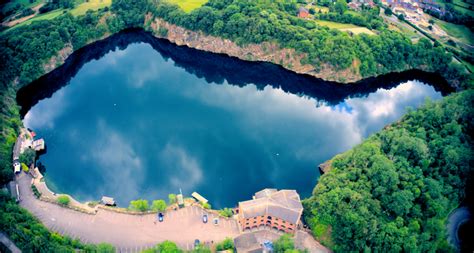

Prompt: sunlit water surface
[{"left": 24, "top": 43, "right": 442, "bottom": 207}]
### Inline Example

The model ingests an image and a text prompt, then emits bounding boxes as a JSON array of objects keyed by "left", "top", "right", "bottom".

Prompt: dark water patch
[{"left": 16, "top": 29, "right": 452, "bottom": 117}]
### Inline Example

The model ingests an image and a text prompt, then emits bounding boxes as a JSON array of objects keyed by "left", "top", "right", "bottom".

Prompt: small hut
[
  {"left": 298, "top": 7, "right": 310, "bottom": 18},
  {"left": 101, "top": 196, "right": 116, "bottom": 206},
  {"left": 32, "top": 139, "right": 45, "bottom": 151}
]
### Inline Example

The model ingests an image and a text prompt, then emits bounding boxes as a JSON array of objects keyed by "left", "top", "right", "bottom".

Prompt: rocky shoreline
[{"left": 148, "top": 17, "right": 364, "bottom": 83}]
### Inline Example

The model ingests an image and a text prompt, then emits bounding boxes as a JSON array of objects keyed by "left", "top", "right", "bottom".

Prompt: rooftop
[
  {"left": 101, "top": 196, "right": 115, "bottom": 205},
  {"left": 239, "top": 189, "right": 303, "bottom": 224},
  {"left": 234, "top": 233, "right": 263, "bottom": 253}
]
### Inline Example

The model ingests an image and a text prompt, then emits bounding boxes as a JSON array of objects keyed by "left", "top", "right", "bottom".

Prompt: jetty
[{"left": 191, "top": 192, "right": 208, "bottom": 204}]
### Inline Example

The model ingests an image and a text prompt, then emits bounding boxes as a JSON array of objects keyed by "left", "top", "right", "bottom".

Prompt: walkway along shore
[
  {"left": 17, "top": 172, "right": 240, "bottom": 251},
  {"left": 12, "top": 127, "right": 328, "bottom": 252},
  {"left": 17, "top": 171, "right": 329, "bottom": 252}
]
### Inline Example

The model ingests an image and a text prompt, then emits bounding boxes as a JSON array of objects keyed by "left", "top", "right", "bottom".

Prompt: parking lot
[{"left": 17, "top": 173, "right": 240, "bottom": 252}]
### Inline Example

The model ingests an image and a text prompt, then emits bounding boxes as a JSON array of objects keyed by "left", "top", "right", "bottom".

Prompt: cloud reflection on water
[{"left": 23, "top": 43, "right": 443, "bottom": 207}]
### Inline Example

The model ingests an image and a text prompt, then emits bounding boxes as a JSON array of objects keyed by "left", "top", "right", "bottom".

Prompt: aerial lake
[{"left": 19, "top": 31, "right": 448, "bottom": 208}]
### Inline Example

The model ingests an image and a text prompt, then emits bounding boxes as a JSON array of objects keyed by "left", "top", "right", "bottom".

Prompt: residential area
[{"left": 296, "top": 0, "right": 473, "bottom": 72}]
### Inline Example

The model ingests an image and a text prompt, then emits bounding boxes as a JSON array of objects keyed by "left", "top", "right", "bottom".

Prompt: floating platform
[{"left": 191, "top": 192, "right": 208, "bottom": 204}]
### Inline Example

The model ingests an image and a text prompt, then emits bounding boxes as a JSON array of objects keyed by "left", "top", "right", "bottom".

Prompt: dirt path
[
  {"left": 2, "top": 3, "right": 45, "bottom": 27},
  {"left": 17, "top": 173, "right": 240, "bottom": 251}
]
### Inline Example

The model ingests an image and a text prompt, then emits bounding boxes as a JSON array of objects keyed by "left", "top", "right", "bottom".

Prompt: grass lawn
[
  {"left": 388, "top": 23, "right": 418, "bottom": 39},
  {"left": 346, "top": 10, "right": 364, "bottom": 17},
  {"left": 14, "top": 9, "right": 64, "bottom": 27},
  {"left": 340, "top": 27, "right": 376, "bottom": 35},
  {"left": 435, "top": 18, "right": 474, "bottom": 45},
  {"left": 70, "top": 0, "right": 112, "bottom": 16},
  {"left": 167, "top": 0, "right": 208, "bottom": 12},
  {"left": 315, "top": 20, "right": 359, "bottom": 29},
  {"left": 315, "top": 20, "right": 375, "bottom": 35}
]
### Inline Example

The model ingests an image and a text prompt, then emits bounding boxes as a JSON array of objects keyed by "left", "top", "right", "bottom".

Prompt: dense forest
[
  {"left": 304, "top": 90, "right": 473, "bottom": 251},
  {"left": 148, "top": 0, "right": 470, "bottom": 85},
  {"left": 0, "top": 0, "right": 473, "bottom": 251},
  {"left": 0, "top": 6, "right": 116, "bottom": 252}
]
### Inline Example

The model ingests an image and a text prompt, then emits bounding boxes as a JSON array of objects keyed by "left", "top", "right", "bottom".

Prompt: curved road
[
  {"left": 447, "top": 206, "right": 472, "bottom": 250},
  {"left": 17, "top": 173, "right": 240, "bottom": 252}
]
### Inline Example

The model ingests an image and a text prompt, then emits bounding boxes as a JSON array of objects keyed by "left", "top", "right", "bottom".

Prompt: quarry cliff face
[{"left": 148, "top": 16, "right": 362, "bottom": 83}]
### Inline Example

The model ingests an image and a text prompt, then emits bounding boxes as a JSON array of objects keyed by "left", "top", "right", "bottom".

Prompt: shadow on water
[{"left": 16, "top": 28, "right": 453, "bottom": 117}]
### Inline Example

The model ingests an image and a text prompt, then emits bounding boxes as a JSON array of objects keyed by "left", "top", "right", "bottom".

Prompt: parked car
[
  {"left": 213, "top": 218, "right": 219, "bottom": 226},
  {"left": 202, "top": 214, "right": 208, "bottom": 223},
  {"left": 194, "top": 239, "right": 200, "bottom": 247},
  {"left": 158, "top": 212, "right": 164, "bottom": 222}
]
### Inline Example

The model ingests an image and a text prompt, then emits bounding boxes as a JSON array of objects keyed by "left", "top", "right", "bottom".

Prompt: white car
[{"left": 13, "top": 161, "right": 21, "bottom": 174}]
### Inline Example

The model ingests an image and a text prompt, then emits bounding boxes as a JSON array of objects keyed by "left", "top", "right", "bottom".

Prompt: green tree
[
  {"left": 274, "top": 234, "right": 296, "bottom": 252},
  {"left": 305, "top": 91, "right": 474, "bottom": 252},
  {"left": 151, "top": 199, "right": 167, "bottom": 212},
  {"left": 19, "top": 148, "right": 36, "bottom": 166},
  {"left": 331, "top": 0, "right": 348, "bottom": 14},
  {"left": 129, "top": 199, "right": 149, "bottom": 212}
]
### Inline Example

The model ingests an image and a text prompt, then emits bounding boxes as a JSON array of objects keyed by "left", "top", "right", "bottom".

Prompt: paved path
[
  {"left": 17, "top": 173, "right": 239, "bottom": 251},
  {"left": 0, "top": 232, "right": 22, "bottom": 253}
]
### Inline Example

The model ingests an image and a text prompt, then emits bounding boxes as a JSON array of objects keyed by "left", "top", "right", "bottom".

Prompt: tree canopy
[{"left": 304, "top": 90, "right": 474, "bottom": 251}]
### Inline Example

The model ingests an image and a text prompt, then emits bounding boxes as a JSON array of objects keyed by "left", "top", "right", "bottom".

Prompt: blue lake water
[{"left": 22, "top": 41, "right": 443, "bottom": 208}]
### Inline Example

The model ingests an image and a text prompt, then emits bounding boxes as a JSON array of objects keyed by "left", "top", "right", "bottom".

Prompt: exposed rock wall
[
  {"left": 43, "top": 44, "right": 73, "bottom": 74},
  {"left": 149, "top": 17, "right": 362, "bottom": 83}
]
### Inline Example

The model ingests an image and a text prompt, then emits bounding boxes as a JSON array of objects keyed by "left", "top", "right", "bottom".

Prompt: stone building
[{"left": 238, "top": 189, "right": 303, "bottom": 234}]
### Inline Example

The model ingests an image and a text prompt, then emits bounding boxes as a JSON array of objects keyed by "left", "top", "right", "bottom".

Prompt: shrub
[
  {"left": 151, "top": 199, "right": 167, "bottom": 212},
  {"left": 95, "top": 243, "right": 116, "bottom": 253},
  {"left": 215, "top": 238, "right": 234, "bottom": 251},
  {"left": 31, "top": 185, "right": 41, "bottom": 198},
  {"left": 21, "top": 163, "right": 29, "bottom": 173},
  {"left": 142, "top": 241, "right": 182, "bottom": 253},
  {"left": 168, "top": 193, "right": 176, "bottom": 204},
  {"left": 274, "top": 234, "right": 298, "bottom": 253},
  {"left": 192, "top": 243, "right": 211, "bottom": 253},
  {"left": 57, "top": 195, "right": 70, "bottom": 206},
  {"left": 201, "top": 202, "right": 211, "bottom": 209},
  {"left": 87, "top": 201, "right": 99, "bottom": 207},
  {"left": 218, "top": 208, "right": 233, "bottom": 218}
]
